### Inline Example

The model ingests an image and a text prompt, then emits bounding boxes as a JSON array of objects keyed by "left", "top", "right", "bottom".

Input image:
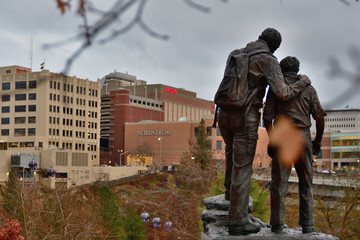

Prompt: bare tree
[{"left": 48, "top": 0, "right": 228, "bottom": 74}]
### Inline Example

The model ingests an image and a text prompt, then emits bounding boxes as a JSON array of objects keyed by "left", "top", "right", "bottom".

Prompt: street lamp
[
  {"left": 118, "top": 150, "right": 129, "bottom": 166},
  {"left": 158, "top": 137, "right": 163, "bottom": 169}
]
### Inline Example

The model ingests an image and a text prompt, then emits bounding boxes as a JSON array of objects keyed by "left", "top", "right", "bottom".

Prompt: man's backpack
[{"left": 212, "top": 49, "right": 271, "bottom": 127}]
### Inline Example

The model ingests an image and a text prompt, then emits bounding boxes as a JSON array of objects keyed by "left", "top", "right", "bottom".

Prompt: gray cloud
[{"left": 1, "top": 0, "right": 359, "bottom": 109}]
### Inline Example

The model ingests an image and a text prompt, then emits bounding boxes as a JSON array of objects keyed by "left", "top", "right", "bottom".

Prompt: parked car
[{"left": 335, "top": 170, "right": 346, "bottom": 176}]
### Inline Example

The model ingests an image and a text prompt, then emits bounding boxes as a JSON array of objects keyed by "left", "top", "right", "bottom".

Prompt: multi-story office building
[
  {"left": 311, "top": 108, "right": 360, "bottom": 171},
  {"left": 100, "top": 71, "right": 214, "bottom": 166},
  {"left": 0, "top": 65, "right": 101, "bottom": 187}
]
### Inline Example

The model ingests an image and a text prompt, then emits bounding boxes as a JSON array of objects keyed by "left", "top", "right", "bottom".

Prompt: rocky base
[{"left": 201, "top": 194, "right": 339, "bottom": 240}]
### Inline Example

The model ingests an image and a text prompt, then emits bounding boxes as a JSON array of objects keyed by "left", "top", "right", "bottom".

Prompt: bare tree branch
[
  {"left": 183, "top": 0, "right": 211, "bottom": 13},
  {"left": 324, "top": 47, "right": 360, "bottom": 109},
  {"left": 45, "top": 0, "right": 227, "bottom": 75}
]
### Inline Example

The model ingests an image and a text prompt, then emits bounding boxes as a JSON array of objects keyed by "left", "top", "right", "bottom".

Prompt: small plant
[{"left": 0, "top": 219, "right": 24, "bottom": 240}]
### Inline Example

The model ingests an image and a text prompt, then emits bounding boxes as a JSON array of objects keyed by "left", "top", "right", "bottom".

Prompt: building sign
[
  {"left": 138, "top": 130, "right": 171, "bottom": 136},
  {"left": 164, "top": 87, "right": 177, "bottom": 95}
]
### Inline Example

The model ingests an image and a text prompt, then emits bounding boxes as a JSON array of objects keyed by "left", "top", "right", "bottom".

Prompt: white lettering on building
[{"left": 138, "top": 130, "right": 171, "bottom": 136}]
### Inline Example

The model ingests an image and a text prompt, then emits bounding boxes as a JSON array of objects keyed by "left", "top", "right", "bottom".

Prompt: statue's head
[
  {"left": 280, "top": 56, "right": 300, "bottom": 73},
  {"left": 259, "top": 28, "right": 282, "bottom": 53}
]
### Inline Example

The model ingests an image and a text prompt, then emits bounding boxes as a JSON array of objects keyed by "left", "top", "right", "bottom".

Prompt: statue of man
[
  {"left": 263, "top": 56, "right": 326, "bottom": 234},
  {"left": 217, "top": 28, "right": 311, "bottom": 235}
]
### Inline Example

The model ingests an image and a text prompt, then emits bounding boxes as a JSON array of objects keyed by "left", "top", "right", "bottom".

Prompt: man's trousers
[{"left": 218, "top": 108, "right": 260, "bottom": 225}]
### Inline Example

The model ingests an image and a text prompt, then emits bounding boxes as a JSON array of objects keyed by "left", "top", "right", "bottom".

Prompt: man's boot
[{"left": 271, "top": 224, "right": 283, "bottom": 233}]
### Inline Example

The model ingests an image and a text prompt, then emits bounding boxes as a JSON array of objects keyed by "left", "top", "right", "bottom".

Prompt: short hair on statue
[
  {"left": 280, "top": 56, "right": 300, "bottom": 73},
  {"left": 259, "top": 28, "right": 282, "bottom": 53}
]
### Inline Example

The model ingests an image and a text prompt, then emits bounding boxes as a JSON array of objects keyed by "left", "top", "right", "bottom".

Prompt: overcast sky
[{"left": 1, "top": 0, "right": 359, "bottom": 110}]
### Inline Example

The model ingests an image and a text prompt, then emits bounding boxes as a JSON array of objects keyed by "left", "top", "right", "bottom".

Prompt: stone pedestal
[{"left": 201, "top": 194, "right": 339, "bottom": 240}]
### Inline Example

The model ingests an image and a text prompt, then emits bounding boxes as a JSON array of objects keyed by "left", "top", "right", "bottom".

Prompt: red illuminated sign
[{"left": 164, "top": 87, "right": 177, "bottom": 95}]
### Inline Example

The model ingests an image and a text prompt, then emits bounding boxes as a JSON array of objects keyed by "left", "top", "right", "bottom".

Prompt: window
[
  {"left": 20, "top": 142, "right": 34, "bottom": 147},
  {"left": 216, "top": 127, "right": 221, "bottom": 136},
  {"left": 216, "top": 141, "right": 222, "bottom": 150},
  {"left": 29, "top": 80, "right": 37, "bottom": 88},
  {"left": 15, "top": 117, "right": 26, "bottom": 124},
  {"left": 15, "top": 94, "right": 26, "bottom": 101},
  {"left": 29, "top": 105, "right": 36, "bottom": 112},
  {"left": 15, "top": 105, "right": 26, "bottom": 112},
  {"left": 1, "top": 129, "right": 9, "bottom": 136},
  {"left": 2, "top": 95, "right": 10, "bottom": 101},
  {"left": 194, "top": 127, "right": 199, "bottom": 136},
  {"left": 15, "top": 81, "right": 26, "bottom": 89},
  {"left": 2, "top": 82, "right": 10, "bottom": 90},
  {"left": 28, "top": 128, "right": 36, "bottom": 136},
  {"left": 9, "top": 142, "right": 18, "bottom": 148},
  {"left": 29, "top": 93, "right": 36, "bottom": 100},
  {"left": 206, "top": 127, "right": 212, "bottom": 136},
  {"left": 1, "top": 118, "right": 9, "bottom": 124},
  {"left": 2, "top": 106, "right": 10, "bottom": 113},
  {"left": 28, "top": 117, "right": 36, "bottom": 123},
  {"left": 14, "top": 128, "right": 26, "bottom": 136}
]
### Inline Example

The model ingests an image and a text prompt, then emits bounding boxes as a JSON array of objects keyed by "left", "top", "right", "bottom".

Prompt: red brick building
[
  {"left": 100, "top": 71, "right": 215, "bottom": 166},
  {"left": 123, "top": 116, "right": 271, "bottom": 170},
  {"left": 100, "top": 89, "right": 164, "bottom": 165}
]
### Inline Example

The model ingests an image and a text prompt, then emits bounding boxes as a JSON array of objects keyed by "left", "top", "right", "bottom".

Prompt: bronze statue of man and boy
[{"left": 215, "top": 28, "right": 326, "bottom": 235}]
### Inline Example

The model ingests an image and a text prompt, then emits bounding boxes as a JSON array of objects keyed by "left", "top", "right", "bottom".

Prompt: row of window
[
  {"left": 2, "top": 93, "right": 36, "bottom": 102},
  {"left": 48, "top": 141, "right": 97, "bottom": 152},
  {"left": 1, "top": 105, "right": 36, "bottom": 113},
  {"left": 129, "top": 98, "right": 162, "bottom": 108},
  {"left": 8, "top": 142, "right": 35, "bottom": 148},
  {"left": 2, "top": 81, "right": 37, "bottom": 90},
  {"left": 326, "top": 124, "right": 355, "bottom": 128},
  {"left": 332, "top": 139, "right": 359, "bottom": 146},
  {"left": 325, "top": 117, "right": 356, "bottom": 122},
  {"left": 332, "top": 151, "right": 360, "bottom": 158},
  {"left": 2, "top": 105, "right": 36, "bottom": 113},
  {"left": 2, "top": 116, "right": 36, "bottom": 124},
  {"left": 1, "top": 128, "right": 36, "bottom": 136},
  {"left": 49, "top": 105, "right": 60, "bottom": 113},
  {"left": 49, "top": 93, "right": 60, "bottom": 102},
  {"left": 48, "top": 128, "right": 97, "bottom": 139},
  {"left": 48, "top": 105, "right": 98, "bottom": 119},
  {"left": 50, "top": 81, "right": 98, "bottom": 97},
  {"left": 5, "top": 116, "right": 36, "bottom": 124}
]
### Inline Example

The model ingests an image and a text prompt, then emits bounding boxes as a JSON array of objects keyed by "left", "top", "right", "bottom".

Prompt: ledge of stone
[{"left": 201, "top": 194, "right": 339, "bottom": 240}]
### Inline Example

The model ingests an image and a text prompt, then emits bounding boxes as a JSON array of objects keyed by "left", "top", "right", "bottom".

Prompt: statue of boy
[{"left": 263, "top": 56, "right": 326, "bottom": 234}]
